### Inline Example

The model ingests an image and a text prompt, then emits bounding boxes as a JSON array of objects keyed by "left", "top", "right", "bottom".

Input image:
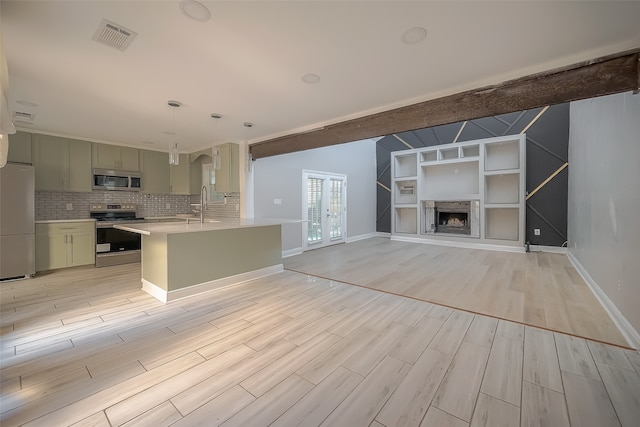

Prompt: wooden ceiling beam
[{"left": 249, "top": 48, "right": 639, "bottom": 160}]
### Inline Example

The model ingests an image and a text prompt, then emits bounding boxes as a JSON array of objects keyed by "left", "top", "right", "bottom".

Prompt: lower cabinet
[{"left": 36, "top": 222, "right": 95, "bottom": 271}]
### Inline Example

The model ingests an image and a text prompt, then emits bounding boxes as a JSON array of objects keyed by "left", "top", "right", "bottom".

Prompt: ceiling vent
[
  {"left": 13, "top": 111, "right": 34, "bottom": 123},
  {"left": 92, "top": 19, "right": 137, "bottom": 51}
]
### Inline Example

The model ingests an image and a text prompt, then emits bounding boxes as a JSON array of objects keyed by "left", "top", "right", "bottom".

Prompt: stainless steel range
[{"left": 90, "top": 204, "right": 143, "bottom": 267}]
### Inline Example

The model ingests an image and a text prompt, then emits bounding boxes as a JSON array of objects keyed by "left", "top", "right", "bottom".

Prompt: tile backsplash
[
  {"left": 189, "top": 193, "right": 241, "bottom": 219},
  {"left": 35, "top": 191, "right": 191, "bottom": 220}
]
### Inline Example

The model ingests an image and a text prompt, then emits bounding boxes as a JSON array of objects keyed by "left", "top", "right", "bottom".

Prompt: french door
[{"left": 303, "top": 171, "right": 347, "bottom": 250}]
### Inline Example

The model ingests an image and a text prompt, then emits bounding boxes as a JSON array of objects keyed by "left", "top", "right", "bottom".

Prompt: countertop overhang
[{"left": 114, "top": 218, "right": 301, "bottom": 235}]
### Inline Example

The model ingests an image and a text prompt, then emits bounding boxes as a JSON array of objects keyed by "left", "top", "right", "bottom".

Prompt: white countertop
[
  {"left": 114, "top": 218, "right": 301, "bottom": 235},
  {"left": 36, "top": 219, "right": 96, "bottom": 224}
]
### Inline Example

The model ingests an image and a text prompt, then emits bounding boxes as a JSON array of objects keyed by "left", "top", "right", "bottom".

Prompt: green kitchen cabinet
[
  {"left": 170, "top": 154, "right": 190, "bottom": 195},
  {"left": 7, "top": 131, "right": 32, "bottom": 163},
  {"left": 35, "top": 222, "right": 95, "bottom": 271},
  {"left": 92, "top": 143, "right": 139, "bottom": 171},
  {"left": 140, "top": 149, "right": 170, "bottom": 194},
  {"left": 32, "top": 134, "right": 92, "bottom": 192},
  {"left": 214, "top": 142, "right": 240, "bottom": 193},
  {"left": 66, "top": 139, "right": 93, "bottom": 192}
]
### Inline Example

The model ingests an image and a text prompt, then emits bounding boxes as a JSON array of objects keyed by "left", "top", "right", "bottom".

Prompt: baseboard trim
[
  {"left": 282, "top": 248, "right": 303, "bottom": 258},
  {"left": 141, "top": 264, "right": 284, "bottom": 303},
  {"left": 567, "top": 251, "right": 639, "bottom": 350},
  {"left": 346, "top": 232, "right": 378, "bottom": 243},
  {"left": 529, "top": 245, "right": 567, "bottom": 254},
  {"left": 391, "top": 235, "right": 526, "bottom": 253}
]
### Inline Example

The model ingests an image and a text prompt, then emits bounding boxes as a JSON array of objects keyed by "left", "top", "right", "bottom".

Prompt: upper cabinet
[
  {"left": 214, "top": 142, "right": 240, "bottom": 193},
  {"left": 92, "top": 143, "right": 139, "bottom": 171},
  {"left": 140, "top": 149, "right": 170, "bottom": 194},
  {"left": 7, "top": 131, "right": 32, "bottom": 164},
  {"left": 170, "top": 154, "right": 191, "bottom": 195},
  {"left": 32, "top": 134, "right": 92, "bottom": 192}
]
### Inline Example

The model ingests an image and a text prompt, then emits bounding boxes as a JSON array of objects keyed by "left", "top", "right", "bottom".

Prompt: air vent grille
[
  {"left": 13, "top": 111, "right": 34, "bottom": 122},
  {"left": 92, "top": 19, "right": 137, "bottom": 51}
]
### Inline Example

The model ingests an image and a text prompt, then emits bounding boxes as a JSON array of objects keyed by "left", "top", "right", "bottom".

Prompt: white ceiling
[{"left": 2, "top": 1, "right": 639, "bottom": 154}]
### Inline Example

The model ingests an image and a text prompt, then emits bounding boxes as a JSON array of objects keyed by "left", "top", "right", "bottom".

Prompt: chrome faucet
[{"left": 200, "top": 185, "right": 207, "bottom": 223}]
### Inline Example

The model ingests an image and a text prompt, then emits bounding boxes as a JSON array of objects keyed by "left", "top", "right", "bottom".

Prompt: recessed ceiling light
[
  {"left": 163, "top": 131, "right": 176, "bottom": 136},
  {"left": 16, "top": 100, "right": 38, "bottom": 107},
  {"left": 401, "top": 27, "right": 427, "bottom": 45},
  {"left": 302, "top": 73, "right": 321, "bottom": 84},
  {"left": 211, "top": 113, "right": 223, "bottom": 119},
  {"left": 167, "top": 100, "right": 182, "bottom": 108},
  {"left": 142, "top": 141, "right": 154, "bottom": 145},
  {"left": 179, "top": 0, "right": 211, "bottom": 22},
  {"left": 243, "top": 122, "right": 254, "bottom": 128}
]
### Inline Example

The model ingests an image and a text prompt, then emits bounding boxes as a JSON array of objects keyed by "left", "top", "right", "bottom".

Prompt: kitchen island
[{"left": 115, "top": 219, "right": 291, "bottom": 302}]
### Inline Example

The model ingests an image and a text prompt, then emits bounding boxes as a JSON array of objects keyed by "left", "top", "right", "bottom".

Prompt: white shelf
[
  {"left": 484, "top": 139, "right": 520, "bottom": 171},
  {"left": 420, "top": 162, "right": 479, "bottom": 200},
  {"left": 485, "top": 207, "right": 519, "bottom": 241},
  {"left": 420, "top": 157, "right": 479, "bottom": 167},
  {"left": 394, "top": 153, "right": 417, "bottom": 178},
  {"left": 395, "top": 207, "right": 418, "bottom": 234},
  {"left": 485, "top": 173, "right": 519, "bottom": 204},
  {"left": 394, "top": 180, "right": 417, "bottom": 204},
  {"left": 421, "top": 151, "right": 438, "bottom": 163},
  {"left": 483, "top": 169, "right": 519, "bottom": 176},
  {"left": 461, "top": 145, "right": 480, "bottom": 158}
]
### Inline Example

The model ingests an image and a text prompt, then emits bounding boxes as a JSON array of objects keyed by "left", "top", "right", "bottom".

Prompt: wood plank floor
[
  {"left": 1, "top": 262, "right": 639, "bottom": 426},
  {"left": 284, "top": 238, "right": 628, "bottom": 348}
]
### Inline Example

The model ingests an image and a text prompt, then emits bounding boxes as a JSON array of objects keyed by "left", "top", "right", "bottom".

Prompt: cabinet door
[
  {"left": 189, "top": 156, "right": 203, "bottom": 194},
  {"left": 92, "top": 144, "right": 122, "bottom": 169},
  {"left": 170, "top": 154, "right": 190, "bottom": 194},
  {"left": 69, "top": 231, "right": 95, "bottom": 267},
  {"left": 66, "top": 139, "right": 92, "bottom": 192},
  {"left": 8, "top": 131, "right": 32, "bottom": 163},
  {"left": 141, "top": 150, "right": 170, "bottom": 194},
  {"left": 35, "top": 232, "right": 67, "bottom": 271},
  {"left": 120, "top": 147, "right": 140, "bottom": 171},
  {"left": 32, "top": 134, "right": 68, "bottom": 191},
  {"left": 214, "top": 143, "right": 240, "bottom": 193}
]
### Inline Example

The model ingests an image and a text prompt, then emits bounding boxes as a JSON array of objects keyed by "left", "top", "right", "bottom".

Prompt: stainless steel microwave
[{"left": 92, "top": 169, "right": 141, "bottom": 191}]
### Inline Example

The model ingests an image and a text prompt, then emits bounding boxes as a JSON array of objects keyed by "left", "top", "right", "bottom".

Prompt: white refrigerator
[{"left": 0, "top": 163, "right": 35, "bottom": 280}]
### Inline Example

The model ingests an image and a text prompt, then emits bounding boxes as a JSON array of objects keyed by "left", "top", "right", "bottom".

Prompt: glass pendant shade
[
  {"left": 169, "top": 142, "right": 179, "bottom": 165},
  {"left": 211, "top": 148, "right": 221, "bottom": 170}
]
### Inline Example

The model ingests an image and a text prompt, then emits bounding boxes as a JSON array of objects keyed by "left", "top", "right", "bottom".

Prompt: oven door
[{"left": 96, "top": 226, "right": 141, "bottom": 253}]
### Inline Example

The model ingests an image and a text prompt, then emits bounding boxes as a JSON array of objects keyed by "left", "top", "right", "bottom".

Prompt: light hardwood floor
[
  {"left": 284, "top": 238, "right": 629, "bottom": 348},
  {"left": 1, "top": 262, "right": 639, "bottom": 426}
]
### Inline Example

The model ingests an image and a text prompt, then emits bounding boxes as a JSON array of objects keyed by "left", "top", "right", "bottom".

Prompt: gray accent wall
[
  {"left": 376, "top": 104, "right": 570, "bottom": 247},
  {"left": 253, "top": 138, "right": 377, "bottom": 252},
  {"left": 568, "top": 92, "right": 640, "bottom": 336}
]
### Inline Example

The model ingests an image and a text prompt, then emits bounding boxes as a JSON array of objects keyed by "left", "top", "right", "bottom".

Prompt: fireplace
[
  {"left": 424, "top": 200, "right": 479, "bottom": 237},
  {"left": 435, "top": 201, "right": 470, "bottom": 235}
]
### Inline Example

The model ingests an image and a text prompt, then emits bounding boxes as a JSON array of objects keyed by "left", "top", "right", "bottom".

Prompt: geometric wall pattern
[{"left": 376, "top": 103, "right": 569, "bottom": 246}]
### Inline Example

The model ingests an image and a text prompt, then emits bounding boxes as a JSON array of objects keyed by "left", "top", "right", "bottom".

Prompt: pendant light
[
  {"left": 168, "top": 100, "right": 181, "bottom": 165},
  {"left": 210, "top": 113, "right": 222, "bottom": 170}
]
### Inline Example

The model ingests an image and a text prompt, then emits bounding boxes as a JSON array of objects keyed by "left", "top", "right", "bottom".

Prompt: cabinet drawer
[{"left": 36, "top": 222, "right": 95, "bottom": 234}]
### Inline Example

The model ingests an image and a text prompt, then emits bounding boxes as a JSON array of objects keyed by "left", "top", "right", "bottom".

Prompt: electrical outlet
[
  {"left": 534, "top": 228, "right": 541, "bottom": 236},
  {"left": 274, "top": 199, "right": 282, "bottom": 205},
  {"left": 66, "top": 203, "right": 73, "bottom": 211},
  {"left": 166, "top": 203, "right": 171, "bottom": 210}
]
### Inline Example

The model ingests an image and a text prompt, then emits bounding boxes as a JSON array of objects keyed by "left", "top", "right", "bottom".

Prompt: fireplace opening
[{"left": 434, "top": 201, "right": 471, "bottom": 235}]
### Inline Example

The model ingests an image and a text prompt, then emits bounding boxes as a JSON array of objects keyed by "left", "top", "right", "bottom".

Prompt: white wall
[
  {"left": 568, "top": 92, "right": 640, "bottom": 343},
  {"left": 253, "top": 138, "right": 377, "bottom": 252}
]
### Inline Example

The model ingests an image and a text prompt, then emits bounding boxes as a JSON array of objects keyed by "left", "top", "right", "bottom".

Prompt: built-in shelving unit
[{"left": 390, "top": 135, "right": 526, "bottom": 251}]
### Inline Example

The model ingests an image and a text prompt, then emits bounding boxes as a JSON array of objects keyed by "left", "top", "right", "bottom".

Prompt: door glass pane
[
  {"left": 329, "top": 178, "right": 343, "bottom": 239},
  {"left": 307, "top": 177, "right": 323, "bottom": 243}
]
